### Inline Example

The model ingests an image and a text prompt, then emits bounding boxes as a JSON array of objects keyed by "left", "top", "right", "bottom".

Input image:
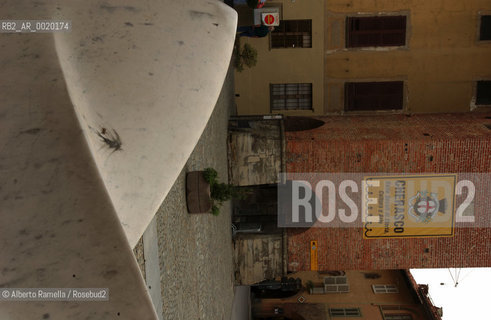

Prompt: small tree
[
  {"left": 234, "top": 43, "right": 258, "bottom": 72},
  {"left": 203, "top": 168, "right": 248, "bottom": 215}
]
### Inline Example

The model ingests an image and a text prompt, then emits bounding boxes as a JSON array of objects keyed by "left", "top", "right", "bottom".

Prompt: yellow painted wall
[
  {"left": 255, "top": 270, "right": 425, "bottom": 319},
  {"left": 279, "top": 270, "right": 417, "bottom": 305},
  {"left": 234, "top": 0, "right": 326, "bottom": 116},
  {"left": 235, "top": 0, "right": 491, "bottom": 115},
  {"left": 325, "top": 1, "right": 491, "bottom": 114}
]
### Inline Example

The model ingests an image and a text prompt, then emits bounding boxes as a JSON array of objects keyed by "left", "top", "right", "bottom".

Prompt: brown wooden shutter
[
  {"left": 345, "top": 81, "right": 404, "bottom": 111},
  {"left": 346, "top": 16, "right": 406, "bottom": 47},
  {"left": 476, "top": 81, "right": 491, "bottom": 105},
  {"left": 480, "top": 16, "right": 491, "bottom": 40}
]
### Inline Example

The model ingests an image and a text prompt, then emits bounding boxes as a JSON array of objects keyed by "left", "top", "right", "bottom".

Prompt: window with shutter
[
  {"left": 324, "top": 276, "right": 350, "bottom": 293},
  {"left": 480, "top": 15, "right": 491, "bottom": 41},
  {"left": 311, "top": 287, "right": 325, "bottom": 294},
  {"left": 345, "top": 81, "right": 404, "bottom": 111},
  {"left": 476, "top": 81, "right": 491, "bottom": 105},
  {"left": 270, "top": 83, "right": 312, "bottom": 110},
  {"left": 385, "top": 314, "right": 413, "bottom": 320},
  {"left": 346, "top": 16, "right": 406, "bottom": 48},
  {"left": 329, "top": 308, "right": 361, "bottom": 317},
  {"left": 372, "top": 284, "right": 399, "bottom": 293},
  {"left": 271, "top": 20, "right": 312, "bottom": 48}
]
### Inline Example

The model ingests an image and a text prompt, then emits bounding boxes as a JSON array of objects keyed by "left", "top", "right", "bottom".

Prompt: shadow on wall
[{"left": 284, "top": 117, "right": 325, "bottom": 132}]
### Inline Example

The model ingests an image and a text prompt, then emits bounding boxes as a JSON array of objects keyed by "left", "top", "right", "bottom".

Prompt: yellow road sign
[{"left": 363, "top": 174, "right": 457, "bottom": 238}]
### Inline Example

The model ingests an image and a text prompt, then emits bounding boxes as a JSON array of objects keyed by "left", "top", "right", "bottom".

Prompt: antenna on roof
[
  {"left": 448, "top": 268, "right": 460, "bottom": 287},
  {"left": 446, "top": 268, "right": 473, "bottom": 287}
]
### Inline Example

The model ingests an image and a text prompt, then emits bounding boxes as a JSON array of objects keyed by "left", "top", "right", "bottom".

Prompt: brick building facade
[{"left": 286, "top": 113, "right": 491, "bottom": 271}]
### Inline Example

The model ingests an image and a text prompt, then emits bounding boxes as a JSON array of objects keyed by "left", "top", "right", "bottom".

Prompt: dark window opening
[
  {"left": 476, "top": 81, "right": 491, "bottom": 105},
  {"left": 284, "top": 117, "right": 324, "bottom": 132},
  {"left": 233, "top": 184, "right": 280, "bottom": 234},
  {"left": 345, "top": 81, "right": 404, "bottom": 111},
  {"left": 480, "top": 15, "right": 491, "bottom": 41},
  {"left": 363, "top": 272, "right": 381, "bottom": 279},
  {"left": 271, "top": 83, "right": 312, "bottom": 110},
  {"left": 329, "top": 308, "right": 361, "bottom": 317},
  {"left": 271, "top": 20, "right": 312, "bottom": 48},
  {"left": 384, "top": 315, "right": 413, "bottom": 320},
  {"left": 346, "top": 16, "right": 406, "bottom": 47},
  {"left": 237, "top": 120, "right": 251, "bottom": 129}
]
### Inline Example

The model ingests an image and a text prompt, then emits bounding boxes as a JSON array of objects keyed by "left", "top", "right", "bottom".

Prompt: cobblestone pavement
[{"left": 151, "top": 64, "right": 236, "bottom": 320}]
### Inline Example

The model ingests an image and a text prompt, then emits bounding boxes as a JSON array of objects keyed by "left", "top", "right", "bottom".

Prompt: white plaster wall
[
  {"left": 53, "top": 0, "right": 237, "bottom": 247},
  {"left": 0, "top": 0, "right": 236, "bottom": 318}
]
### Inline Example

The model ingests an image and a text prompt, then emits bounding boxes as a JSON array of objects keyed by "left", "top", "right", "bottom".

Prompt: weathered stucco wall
[
  {"left": 234, "top": 234, "right": 284, "bottom": 285},
  {"left": 228, "top": 119, "right": 283, "bottom": 186}
]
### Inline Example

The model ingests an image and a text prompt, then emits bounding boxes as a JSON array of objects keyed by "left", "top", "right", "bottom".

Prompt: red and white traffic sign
[{"left": 261, "top": 12, "right": 280, "bottom": 26}]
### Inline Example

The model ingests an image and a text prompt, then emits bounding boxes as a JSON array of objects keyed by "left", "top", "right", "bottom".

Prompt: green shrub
[
  {"left": 306, "top": 280, "right": 314, "bottom": 291},
  {"left": 211, "top": 204, "right": 220, "bottom": 216},
  {"left": 203, "top": 168, "right": 249, "bottom": 216},
  {"left": 203, "top": 167, "right": 218, "bottom": 185},
  {"left": 234, "top": 43, "right": 258, "bottom": 72},
  {"left": 241, "top": 43, "right": 258, "bottom": 68}
]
